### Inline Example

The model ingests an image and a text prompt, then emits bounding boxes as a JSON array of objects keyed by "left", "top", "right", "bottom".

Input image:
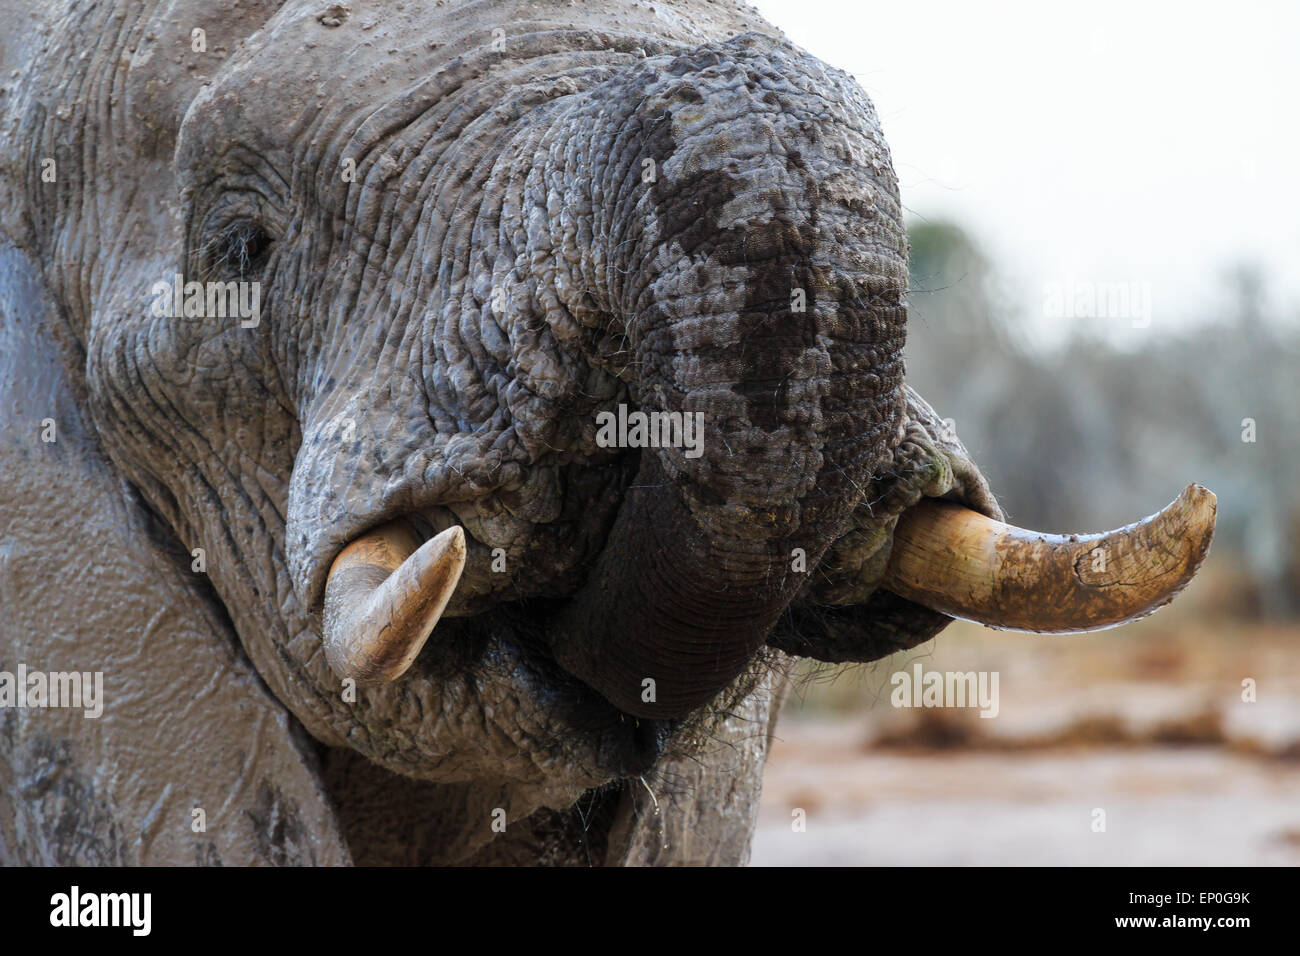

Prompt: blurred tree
[{"left": 905, "top": 222, "right": 1299, "bottom": 617}]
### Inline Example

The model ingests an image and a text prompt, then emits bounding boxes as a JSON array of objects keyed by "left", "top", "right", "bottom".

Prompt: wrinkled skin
[{"left": 0, "top": 0, "right": 998, "bottom": 865}]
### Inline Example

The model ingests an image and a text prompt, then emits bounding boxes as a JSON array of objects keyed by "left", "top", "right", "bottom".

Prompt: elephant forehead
[
  {"left": 175, "top": 0, "right": 777, "bottom": 161},
  {"left": 118, "top": 1, "right": 281, "bottom": 161}
]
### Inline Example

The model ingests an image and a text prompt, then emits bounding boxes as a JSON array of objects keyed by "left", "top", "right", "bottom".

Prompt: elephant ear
[{"left": 0, "top": 242, "right": 348, "bottom": 865}]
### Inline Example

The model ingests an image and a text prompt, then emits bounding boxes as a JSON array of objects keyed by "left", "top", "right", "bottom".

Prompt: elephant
[{"left": 0, "top": 0, "right": 1215, "bottom": 866}]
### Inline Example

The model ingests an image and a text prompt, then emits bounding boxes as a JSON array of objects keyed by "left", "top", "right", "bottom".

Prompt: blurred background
[{"left": 746, "top": 0, "right": 1300, "bottom": 864}]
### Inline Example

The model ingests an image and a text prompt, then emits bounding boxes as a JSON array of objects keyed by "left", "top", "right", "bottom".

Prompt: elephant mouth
[
  {"left": 317, "top": 513, "right": 681, "bottom": 775},
  {"left": 316, "top": 482, "right": 1217, "bottom": 728}
]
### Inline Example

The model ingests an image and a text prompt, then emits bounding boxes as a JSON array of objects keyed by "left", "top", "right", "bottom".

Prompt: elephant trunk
[
  {"left": 543, "top": 46, "right": 912, "bottom": 716},
  {"left": 546, "top": 451, "right": 808, "bottom": 719}
]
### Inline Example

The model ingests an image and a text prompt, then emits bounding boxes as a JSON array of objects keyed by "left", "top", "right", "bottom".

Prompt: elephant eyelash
[{"left": 201, "top": 221, "right": 273, "bottom": 281}]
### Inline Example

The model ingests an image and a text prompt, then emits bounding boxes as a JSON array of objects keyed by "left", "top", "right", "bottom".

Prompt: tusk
[
  {"left": 881, "top": 483, "right": 1216, "bottom": 633},
  {"left": 322, "top": 523, "right": 466, "bottom": 683}
]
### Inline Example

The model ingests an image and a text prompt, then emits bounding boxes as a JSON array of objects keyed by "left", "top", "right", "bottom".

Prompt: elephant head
[{"left": 0, "top": 0, "right": 1214, "bottom": 865}]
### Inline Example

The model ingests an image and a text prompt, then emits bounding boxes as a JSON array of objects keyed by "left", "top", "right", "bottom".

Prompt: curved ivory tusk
[
  {"left": 881, "top": 483, "right": 1217, "bottom": 633},
  {"left": 322, "top": 523, "right": 466, "bottom": 683}
]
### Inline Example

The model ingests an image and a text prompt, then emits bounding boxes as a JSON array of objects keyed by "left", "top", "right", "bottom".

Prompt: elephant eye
[{"left": 202, "top": 221, "right": 273, "bottom": 281}]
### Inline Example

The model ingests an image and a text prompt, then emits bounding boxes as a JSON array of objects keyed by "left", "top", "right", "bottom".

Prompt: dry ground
[{"left": 752, "top": 557, "right": 1300, "bottom": 865}]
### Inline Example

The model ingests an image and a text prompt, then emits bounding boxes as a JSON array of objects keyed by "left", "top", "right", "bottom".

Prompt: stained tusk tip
[{"left": 882, "top": 483, "right": 1218, "bottom": 635}]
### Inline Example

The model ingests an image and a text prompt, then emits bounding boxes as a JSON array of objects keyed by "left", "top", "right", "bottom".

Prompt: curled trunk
[{"left": 542, "top": 44, "right": 911, "bottom": 718}]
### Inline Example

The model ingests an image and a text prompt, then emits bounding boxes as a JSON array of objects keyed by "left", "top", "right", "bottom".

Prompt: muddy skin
[{"left": 0, "top": 0, "right": 999, "bottom": 865}]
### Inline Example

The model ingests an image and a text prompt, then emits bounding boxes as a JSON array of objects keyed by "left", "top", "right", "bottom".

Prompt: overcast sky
[{"left": 750, "top": 0, "right": 1300, "bottom": 347}]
